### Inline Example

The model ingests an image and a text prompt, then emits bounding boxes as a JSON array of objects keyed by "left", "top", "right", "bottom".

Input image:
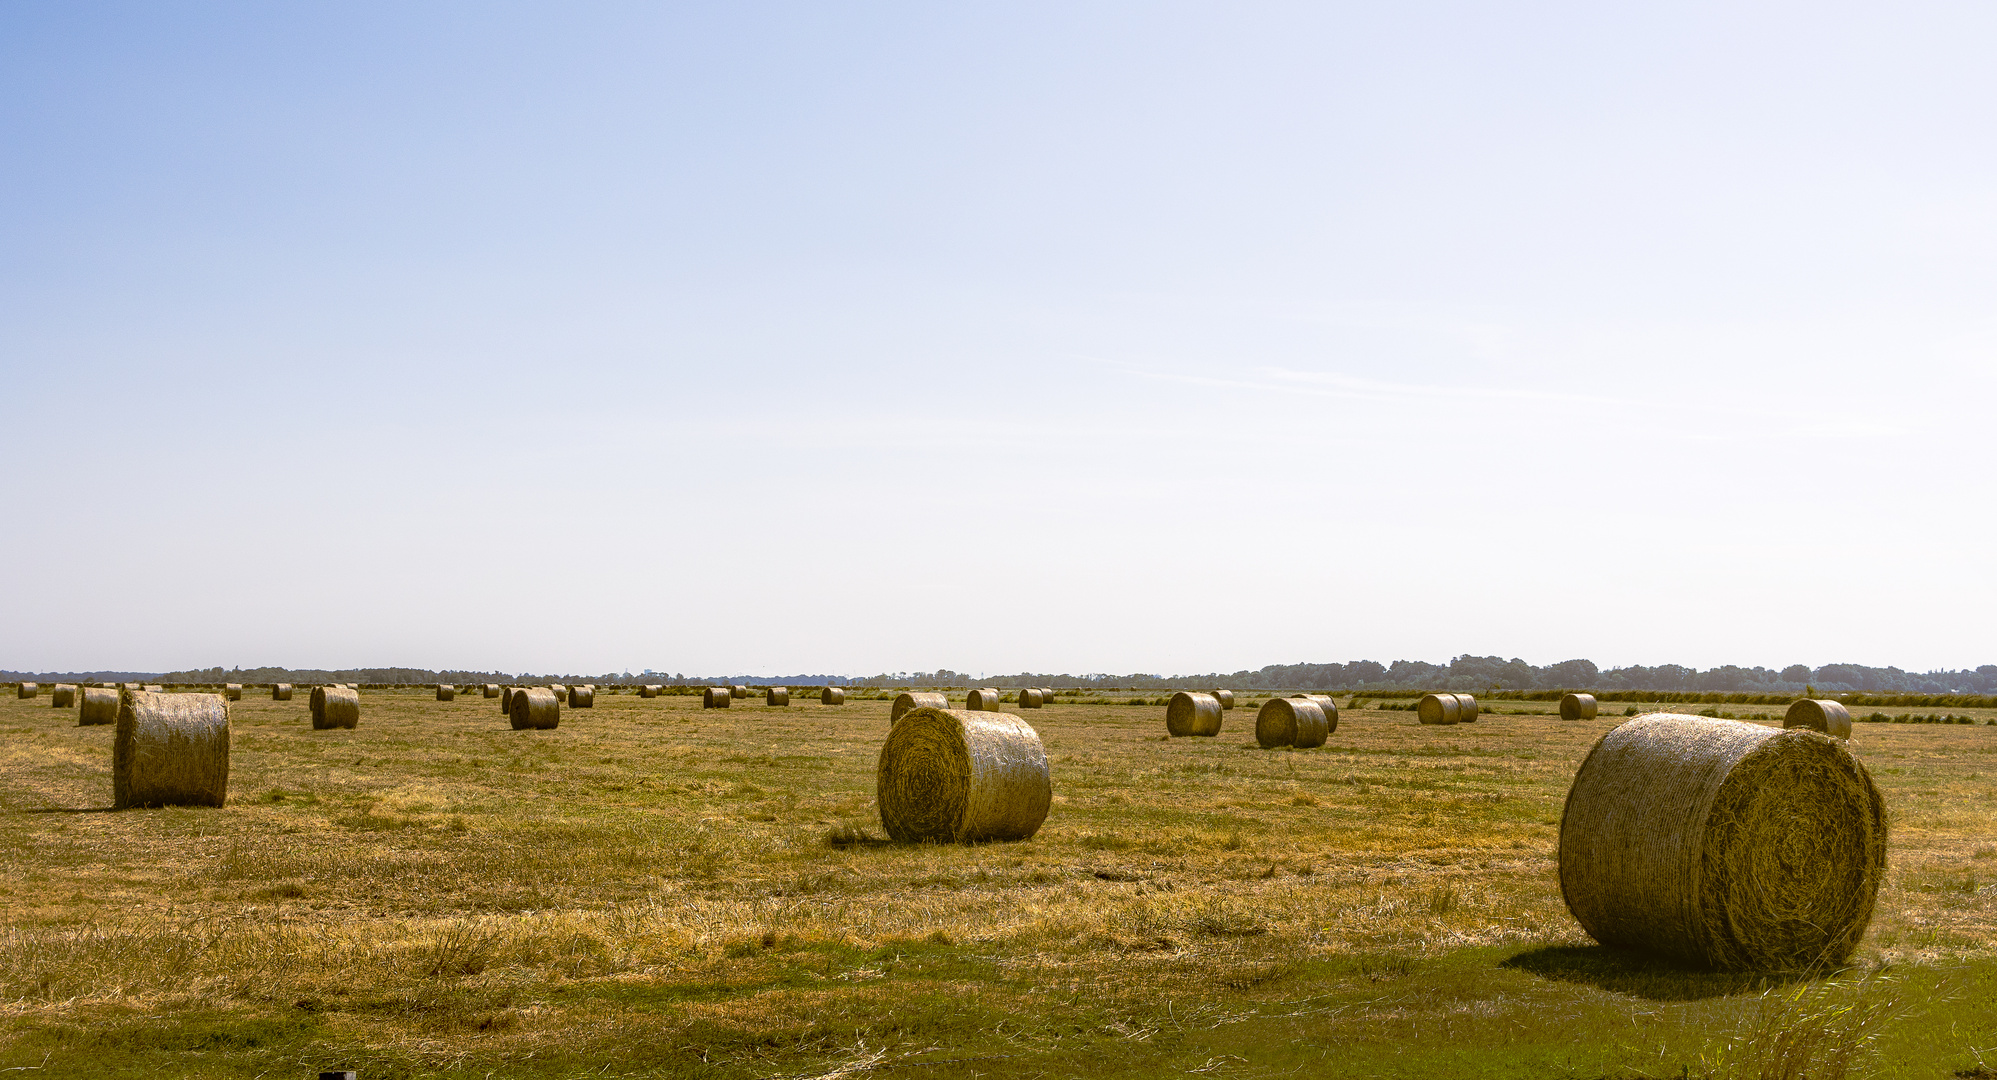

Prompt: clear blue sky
[{"left": 4, "top": 3, "right": 1992, "bottom": 676}]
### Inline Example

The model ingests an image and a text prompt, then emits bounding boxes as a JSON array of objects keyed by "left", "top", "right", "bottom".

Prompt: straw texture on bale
[
  {"left": 483, "top": 683, "right": 500, "bottom": 698},
  {"left": 1211, "top": 690, "right": 1235, "bottom": 710},
  {"left": 17, "top": 682, "right": 37, "bottom": 699},
  {"left": 639, "top": 685, "right": 660, "bottom": 698},
  {"left": 1453, "top": 693, "right": 1479, "bottom": 722},
  {"left": 766, "top": 687, "right": 789, "bottom": 707},
  {"left": 1017, "top": 688, "right": 1043, "bottom": 709},
  {"left": 309, "top": 686, "right": 360, "bottom": 730},
  {"left": 731, "top": 685, "right": 750, "bottom": 699},
  {"left": 436, "top": 684, "right": 456, "bottom": 702},
  {"left": 501, "top": 686, "right": 518, "bottom": 714},
  {"left": 223, "top": 683, "right": 242, "bottom": 701},
  {"left": 142, "top": 685, "right": 164, "bottom": 693},
  {"left": 79, "top": 687, "right": 118, "bottom": 726},
  {"left": 892, "top": 692, "right": 949, "bottom": 724},
  {"left": 569, "top": 685, "right": 595, "bottom": 709},
  {"left": 821, "top": 687, "right": 845, "bottom": 705},
  {"left": 1255, "top": 697, "right": 1330, "bottom": 749},
  {"left": 1560, "top": 693, "right": 1599, "bottom": 721},
  {"left": 876, "top": 707, "right": 1051, "bottom": 843},
  {"left": 113, "top": 690, "right": 229, "bottom": 809},
  {"left": 1165, "top": 691, "right": 1224, "bottom": 737},
  {"left": 510, "top": 687, "right": 560, "bottom": 730},
  {"left": 122, "top": 682, "right": 141, "bottom": 692},
  {"left": 1558, "top": 714, "right": 1887, "bottom": 971},
  {"left": 51, "top": 684, "right": 77, "bottom": 708},
  {"left": 966, "top": 687, "right": 1004, "bottom": 711},
  {"left": 703, "top": 687, "right": 731, "bottom": 709},
  {"left": 1784, "top": 699, "right": 1853, "bottom": 740},
  {"left": 272, "top": 683, "right": 293, "bottom": 701},
  {"left": 1417, "top": 693, "right": 1461, "bottom": 725}
]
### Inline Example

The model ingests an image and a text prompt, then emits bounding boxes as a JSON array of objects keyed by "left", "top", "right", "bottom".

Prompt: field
[{"left": 1, "top": 688, "right": 1994, "bottom": 1079}]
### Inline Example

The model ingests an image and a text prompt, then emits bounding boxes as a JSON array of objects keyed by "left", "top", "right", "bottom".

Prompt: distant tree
[
  {"left": 1781, "top": 664, "right": 1811, "bottom": 683},
  {"left": 1539, "top": 659, "right": 1600, "bottom": 688}
]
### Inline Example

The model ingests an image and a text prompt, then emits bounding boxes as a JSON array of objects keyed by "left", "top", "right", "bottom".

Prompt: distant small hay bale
[
  {"left": 271, "top": 683, "right": 293, "bottom": 701},
  {"left": 1558, "top": 714, "right": 1886, "bottom": 971},
  {"left": 703, "top": 687, "right": 731, "bottom": 709},
  {"left": 510, "top": 687, "right": 561, "bottom": 730},
  {"left": 122, "top": 682, "right": 140, "bottom": 692},
  {"left": 483, "top": 684, "right": 501, "bottom": 698},
  {"left": 1255, "top": 698, "right": 1330, "bottom": 749},
  {"left": 730, "top": 685, "right": 750, "bottom": 699},
  {"left": 1018, "top": 688, "right": 1043, "bottom": 709},
  {"left": 79, "top": 687, "right": 118, "bottom": 725},
  {"left": 550, "top": 684, "right": 568, "bottom": 703},
  {"left": 17, "top": 682, "right": 38, "bottom": 699},
  {"left": 1453, "top": 693, "right": 1479, "bottom": 723},
  {"left": 51, "top": 684, "right": 77, "bottom": 708},
  {"left": 966, "top": 688, "right": 1004, "bottom": 711},
  {"left": 876, "top": 707, "right": 1051, "bottom": 842},
  {"left": 1784, "top": 699, "right": 1853, "bottom": 739},
  {"left": 1211, "top": 690, "right": 1235, "bottom": 710},
  {"left": 569, "top": 685, "right": 595, "bottom": 709},
  {"left": 223, "top": 683, "right": 242, "bottom": 701},
  {"left": 436, "top": 684, "right": 456, "bottom": 702},
  {"left": 1560, "top": 693, "right": 1599, "bottom": 721},
  {"left": 1166, "top": 691, "right": 1223, "bottom": 737},
  {"left": 309, "top": 686, "right": 360, "bottom": 730},
  {"left": 821, "top": 687, "right": 846, "bottom": 705},
  {"left": 639, "top": 685, "right": 660, "bottom": 698},
  {"left": 1417, "top": 694, "right": 1461, "bottom": 725},
  {"left": 1299, "top": 694, "right": 1341, "bottom": 732},
  {"left": 892, "top": 692, "right": 948, "bottom": 724},
  {"left": 113, "top": 690, "right": 229, "bottom": 809},
  {"left": 765, "top": 687, "right": 789, "bottom": 706},
  {"left": 142, "top": 685, "right": 164, "bottom": 693},
  {"left": 1039, "top": 687, "right": 1057, "bottom": 704},
  {"left": 501, "top": 686, "right": 518, "bottom": 714}
]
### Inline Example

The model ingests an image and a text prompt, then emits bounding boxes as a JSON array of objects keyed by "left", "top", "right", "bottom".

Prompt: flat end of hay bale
[{"left": 876, "top": 707, "right": 1051, "bottom": 842}]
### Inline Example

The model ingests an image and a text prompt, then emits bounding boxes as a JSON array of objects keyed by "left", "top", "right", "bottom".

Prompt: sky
[{"left": 4, "top": 2, "right": 1994, "bottom": 677}]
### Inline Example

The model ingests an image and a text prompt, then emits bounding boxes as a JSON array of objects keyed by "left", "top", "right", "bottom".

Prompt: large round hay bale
[
  {"left": 1256, "top": 698, "right": 1329, "bottom": 748},
  {"left": 966, "top": 687, "right": 1004, "bottom": 711},
  {"left": 821, "top": 687, "right": 846, "bottom": 705},
  {"left": 639, "top": 685, "right": 660, "bottom": 698},
  {"left": 765, "top": 687, "right": 790, "bottom": 706},
  {"left": 1785, "top": 699, "right": 1853, "bottom": 739},
  {"left": 17, "top": 682, "right": 38, "bottom": 699},
  {"left": 703, "top": 687, "right": 731, "bottom": 709},
  {"left": 1558, "top": 714, "right": 1886, "bottom": 971},
  {"left": 1560, "top": 693, "right": 1598, "bottom": 721},
  {"left": 1416, "top": 693, "right": 1461, "bottom": 725},
  {"left": 436, "top": 684, "right": 456, "bottom": 702},
  {"left": 892, "top": 692, "right": 948, "bottom": 724},
  {"left": 510, "top": 687, "right": 560, "bottom": 730},
  {"left": 223, "top": 683, "right": 242, "bottom": 702},
  {"left": 272, "top": 683, "right": 293, "bottom": 701},
  {"left": 1453, "top": 693, "right": 1479, "bottom": 722},
  {"left": 51, "top": 684, "right": 77, "bottom": 708},
  {"left": 876, "top": 707, "right": 1051, "bottom": 842},
  {"left": 1165, "top": 691, "right": 1223, "bottom": 737},
  {"left": 730, "top": 685, "right": 750, "bottom": 699},
  {"left": 79, "top": 687, "right": 118, "bottom": 726},
  {"left": 1211, "top": 690, "right": 1235, "bottom": 710},
  {"left": 569, "top": 685, "right": 595, "bottom": 709},
  {"left": 309, "top": 686, "right": 360, "bottom": 730},
  {"left": 1017, "top": 688, "right": 1043, "bottom": 709},
  {"left": 114, "top": 690, "right": 229, "bottom": 808},
  {"left": 483, "top": 683, "right": 501, "bottom": 699}
]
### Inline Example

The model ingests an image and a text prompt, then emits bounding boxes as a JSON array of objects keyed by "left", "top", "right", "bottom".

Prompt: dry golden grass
[{"left": 0, "top": 690, "right": 1992, "bottom": 1077}]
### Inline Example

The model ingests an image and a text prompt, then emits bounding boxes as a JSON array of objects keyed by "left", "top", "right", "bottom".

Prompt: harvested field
[{"left": 0, "top": 690, "right": 1992, "bottom": 1078}]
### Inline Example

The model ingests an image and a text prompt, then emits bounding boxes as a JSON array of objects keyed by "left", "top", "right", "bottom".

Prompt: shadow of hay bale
[{"left": 1498, "top": 944, "right": 1813, "bottom": 1001}]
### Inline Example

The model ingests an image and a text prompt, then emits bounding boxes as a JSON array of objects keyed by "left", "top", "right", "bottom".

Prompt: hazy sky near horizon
[{"left": 4, "top": 3, "right": 1994, "bottom": 676}]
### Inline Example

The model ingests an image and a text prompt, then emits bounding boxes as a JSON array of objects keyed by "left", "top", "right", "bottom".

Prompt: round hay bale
[
  {"left": 730, "top": 685, "right": 750, "bottom": 699},
  {"left": 549, "top": 684, "right": 568, "bottom": 703},
  {"left": 876, "top": 707, "right": 1051, "bottom": 842},
  {"left": 821, "top": 687, "right": 846, "bottom": 705},
  {"left": 79, "top": 687, "right": 118, "bottom": 726},
  {"left": 483, "top": 683, "right": 501, "bottom": 699},
  {"left": 1040, "top": 687, "right": 1057, "bottom": 704},
  {"left": 1255, "top": 698, "right": 1329, "bottom": 749},
  {"left": 1211, "top": 690, "right": 1235, "bottom": 710},
  {"left": 765, "top": 687, "right": 790, "bottom": 706},
  {"left": 309, "top": 686, "right": 360, "bottom": 730},
  {"left": 272, "top": 683, "right": 293, "bottom": 701},
  {"left": 223, "top": 683, "right": 242, "bottom": 702},
  {"left": 51, "top": 684, "right": 77, "bottom": 708},
  {"left": 1558, "top": 714, "right": 1886, "bottom": 971},
  {"left": 1785, "top": 699, "right": 1853, "bottom": 740},
  {"left": 1165, "top": 691, "right": 1223, "bottom": 737},
  {"left": 1416, "top": 694, "right": 1461, "bottom": 725},
  {"left": 501, "top": 686, "right": 518, "bottom": 714},
  {"left": 17, "top": 682, "right": 38, "bottom": 699},
  {"left": 966, "top": 687, "right": 1004, "bottom": 711},
  {"left": 569, "top": 685, "right": 595, "bottom": 709},
  {"left": 436, "top": 684, "right": 456, "bottom": 702},
  {"left": 703, "top": 687, "right": 731, "bottom": 709},
  {"left": 892, "top": 692, "right": 948, "bottom": 724},
  {"left": 639, "top": 685, "right": 660, "bottom": 698},
  {"left": 1454, "top": 693, "right": 1479, "bottom": 723},
  {"left": 113, "top": 689, "right": 229, "bottom": 808},
  {"left": 1017, "top": 688, "right": 1043, "bottom": 709},
  {"left": 141, "top": 684, "right": 164, "bottom": 693},
  {"left": 1560, "top": 693, "right": 1599, "bottom": 721},
  {"left": 510, "top": 687, "right": 560, "bottom": 730},
  {"left": 122, "top": 682, "right": 141, "bottom": 692}
]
